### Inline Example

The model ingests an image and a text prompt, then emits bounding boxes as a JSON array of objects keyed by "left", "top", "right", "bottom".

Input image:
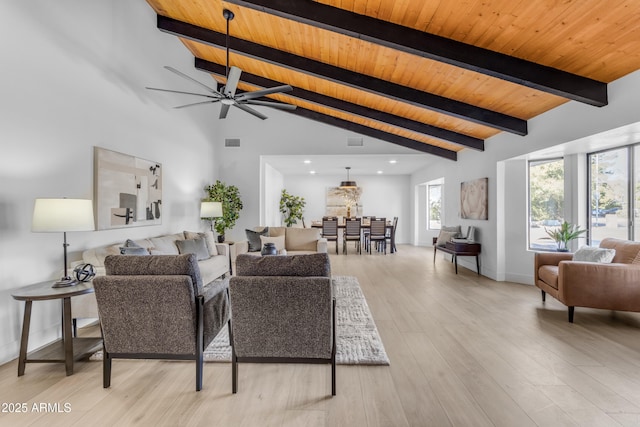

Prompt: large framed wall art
[
  {"left": 325, "top": 186, "right": 362, "bottom": 218},
  {"left": 460, "top": 177, "right": 488, "bottom": 220},
  {"left": 94, "top": 147, "right": 162, "bottom": 230}
]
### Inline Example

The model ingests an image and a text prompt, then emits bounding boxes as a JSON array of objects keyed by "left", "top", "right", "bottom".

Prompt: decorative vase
[
  {"left": 217, "top": 234, "right": 225, "bottom": 243},
  {"left": 261, "top": 242, "right": 277, "bottom": 256}
]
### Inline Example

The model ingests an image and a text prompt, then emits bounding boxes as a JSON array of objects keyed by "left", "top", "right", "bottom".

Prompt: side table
[{"left": 11, "top": 281, "right": 102, "bottom": 376}]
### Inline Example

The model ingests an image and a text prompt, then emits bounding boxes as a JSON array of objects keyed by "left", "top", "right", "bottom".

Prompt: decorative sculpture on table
[{"left": 73, "top": 263, "right": 96, "bottom": 282}]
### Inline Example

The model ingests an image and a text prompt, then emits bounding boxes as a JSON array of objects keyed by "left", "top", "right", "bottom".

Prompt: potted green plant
[
  {"left": 204, "top": 180, "right": 243, "bottom": 242},
  {"left": 279, "top": 189, "right": 306, "bottom": 227},
  {"left": 544, "top": 220, "right": 586, "bottom": 252}
]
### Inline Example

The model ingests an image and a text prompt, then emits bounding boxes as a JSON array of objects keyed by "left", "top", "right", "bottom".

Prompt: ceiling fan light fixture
[
  {"left": 340, "top": 167, "right": 357, "bottom": 188},
  {"left": 146, "top": 8, "right": 294, "bottom": 120}
]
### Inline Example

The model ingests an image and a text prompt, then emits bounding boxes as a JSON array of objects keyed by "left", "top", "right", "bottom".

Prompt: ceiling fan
[{"left": 146, "top": 9, "right": 296, "bottom": 120}]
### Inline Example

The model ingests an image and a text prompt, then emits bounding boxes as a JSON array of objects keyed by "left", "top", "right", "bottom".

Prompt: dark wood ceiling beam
[
  {"left": 226, "top": 0, "right": 608, "bottom": 107},
  {"left": 290, "top": 108, "right": 457, "bottom": 160},
  {"left": 157, "top": 15, "right": 527, "bottom": 135},
  {"left": 195, "top": 58, "right": 484, "bottom": 151}
]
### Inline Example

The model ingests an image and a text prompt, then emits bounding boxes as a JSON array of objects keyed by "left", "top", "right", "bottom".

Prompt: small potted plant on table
[{"left": 544, "top": 220, "right": 586, "bottom": 252}]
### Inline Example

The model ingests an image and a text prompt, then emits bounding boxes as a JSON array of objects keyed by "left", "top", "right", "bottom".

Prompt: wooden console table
[
  {"left": 11, "top": 281, "right": 102, "bottom": 376},
  {"left": 433, "top": 239, "right": 481, "bottom": 275}
]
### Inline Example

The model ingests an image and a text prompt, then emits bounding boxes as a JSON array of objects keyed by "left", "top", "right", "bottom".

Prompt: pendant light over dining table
[{"left": 340, "top": 167, "right": 357, "bottom": 189}]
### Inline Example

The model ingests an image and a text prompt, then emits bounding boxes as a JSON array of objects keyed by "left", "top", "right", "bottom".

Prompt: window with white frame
[
  {"left": 529, "top": 158, "right": 564, "bottom": 250},
  {"left": 428, "top": 184, "right": 442, "bottom": 230}
]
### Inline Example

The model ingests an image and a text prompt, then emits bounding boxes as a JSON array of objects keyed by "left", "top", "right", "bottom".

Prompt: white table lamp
[
  {"left": 32, "top": 198, "right": 95, "bottom": 288},
  {"left": 200, "top": 201, "right": 223, "bottom": 232}
]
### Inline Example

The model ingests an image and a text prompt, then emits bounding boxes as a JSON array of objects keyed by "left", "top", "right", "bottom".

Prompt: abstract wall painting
[
  {"left": 460, "top": 177, "right": 488, "bottom": 220},
  {"left": 95, "top": 147, "right": 162, "bottom": 230},
  {"left": 326, "top": 186, "right": 362, "bottom": 217}
]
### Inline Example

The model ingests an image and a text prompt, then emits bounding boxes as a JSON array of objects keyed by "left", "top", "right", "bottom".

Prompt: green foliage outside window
[{"left": 530, "top": 159, "right": 564, "bottom": 222}]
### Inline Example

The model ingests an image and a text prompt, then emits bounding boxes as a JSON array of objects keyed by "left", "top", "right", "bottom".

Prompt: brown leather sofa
[{"left": 534, "top": 238, "right": 640, "bottom": 322}]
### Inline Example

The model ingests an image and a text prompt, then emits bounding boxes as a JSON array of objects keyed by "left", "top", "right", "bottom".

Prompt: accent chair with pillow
[{"left": 534, "top": 237, "right": 640, "bottom": 322}]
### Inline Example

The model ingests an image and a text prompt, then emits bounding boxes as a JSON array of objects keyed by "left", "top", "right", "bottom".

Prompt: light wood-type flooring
[{"left": 2, "top": 245, "right": 640, "bottom": 426}]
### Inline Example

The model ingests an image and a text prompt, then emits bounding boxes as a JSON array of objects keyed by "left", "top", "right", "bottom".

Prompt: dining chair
[
  {"left": 385, "top": 217, "right": 398, "bottom": 253},
  {"left": 368, "top": 218, "right": 387, "bottom": 254},
  {"left": 362, "top": 216, "right": 374, "bottom": 252},
  {"left": 322, "top": 217, "right": 339, "bottom": 254},
  {"left": 343, "top": 217, "right": 362, "bottom": 254}
]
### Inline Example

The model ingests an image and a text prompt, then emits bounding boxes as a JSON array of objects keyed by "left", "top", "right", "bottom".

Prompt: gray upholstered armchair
[
  {"left": 229, "top": 253, "right": 336, "bottom": 396},
  {"left": 93, "top": 254, "right": 230, "bottom": 391}
]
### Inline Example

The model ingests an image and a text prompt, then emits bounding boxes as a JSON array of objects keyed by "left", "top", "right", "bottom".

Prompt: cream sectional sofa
[
  {"left": 231, "top": 226, "right": 327, "bottom": 274},
  {"left": 71, "top": 231, "right": 230, "bottom": 321}
]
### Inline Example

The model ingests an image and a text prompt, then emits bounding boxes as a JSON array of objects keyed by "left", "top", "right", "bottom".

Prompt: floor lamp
[{"left": 32, "top": 198, "right": 95, "bottom": 288}]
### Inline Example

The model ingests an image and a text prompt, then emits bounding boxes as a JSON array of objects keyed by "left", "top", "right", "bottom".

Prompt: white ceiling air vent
[
  {"left": 347, "top": 137, "right": 363, "bottom": 147},
  {"left": 225, "top": 138, "right": 240, "bottom": 147}
]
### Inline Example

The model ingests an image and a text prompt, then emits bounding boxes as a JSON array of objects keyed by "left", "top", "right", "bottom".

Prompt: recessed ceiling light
[
  {"left": 310, "top": 170, "right": 316, "bottom": 174},
  {"left": 377, "top": 170, "right": 383, "bottom": 174},
  {"left": 389, "top": 160, "right": 397, "bottom": 164},
  {"left": 303, "top": 160, "right": 311, "bottom": 164}
]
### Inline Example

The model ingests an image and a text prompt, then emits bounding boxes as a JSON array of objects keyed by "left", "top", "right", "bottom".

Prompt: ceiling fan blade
[
  {"left": 164, "top": 66, "right": 221, "bottom": 95},
  {"left": 234, "top": 103, "right": 268, "bottom": 120},
  {"left": 174, "top": 100, "right": 221, "bottom": 109},
  {"left": 245, "top": 100, "right": 297, "bottom": 110},
  {"left": 219, "top": 103, "right": 231, "bottom": 119},
  {"left": 146, "top": 87, "right": 220, "bottom": 99},
  {"left": 236, "top": 85, "right": 293, "bottom": 101},
  {"left": 223, "top": 66, "right": 242, "bottom": 97}
]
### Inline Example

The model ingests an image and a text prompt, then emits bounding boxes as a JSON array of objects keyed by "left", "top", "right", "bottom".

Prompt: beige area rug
[
  {"left": 205, "top": 275, "right": 389, "bottom": 365},
  {"left": 92, "top": 276, "right": 389, "bottom": 365}
]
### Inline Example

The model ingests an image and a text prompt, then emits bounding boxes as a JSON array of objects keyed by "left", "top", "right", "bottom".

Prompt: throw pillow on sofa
[
  {"left": 573, "top": 246, "right": 616, "bottom": 263},
  {"left": 176, "top": 238, "right": 210, "bottom": 261},
  {"left": 148, "top": 235, "right": 181, "bottom": 255},
  {"left": 184, "top": 230, "right": 218, "bottom": 256},
  {"left": 119, "top": 239, "right": 149, "bottom": 255},
  {"left": 284, "top": 227, "right": 321, "bottom": 251},
  {"left": 246, "top": 228, "right": 269, "bottom": 252}
]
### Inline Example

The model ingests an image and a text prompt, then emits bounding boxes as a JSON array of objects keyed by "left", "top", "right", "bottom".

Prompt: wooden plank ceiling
[{"left": 144, "top": 0, "right": 640, "bottom": 161}]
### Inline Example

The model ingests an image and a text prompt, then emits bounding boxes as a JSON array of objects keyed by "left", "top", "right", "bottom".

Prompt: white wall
[
  {"left": 412, "top": 69, "right": 640, "bottom": 283},
  {"left": 262, "top": 162, "right": 284, "bottom": 226},
  {"left": 0, "top": 1, "right": 220, "bottom": 364},
  {"left": 281, "top": 173, "right": 411, "bottom": 243}
]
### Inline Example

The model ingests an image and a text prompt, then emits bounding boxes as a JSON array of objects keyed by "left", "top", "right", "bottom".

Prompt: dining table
[{"left": 311, "top": 219, "right": 397, "bottom": 253}]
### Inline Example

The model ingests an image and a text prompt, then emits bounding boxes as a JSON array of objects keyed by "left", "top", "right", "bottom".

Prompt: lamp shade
[
  {"left": 32, "top": 198, "right": 95, "bottom": 232},
  {"left": 200, "top": 201, "right": 223, "bottom": 218}
]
